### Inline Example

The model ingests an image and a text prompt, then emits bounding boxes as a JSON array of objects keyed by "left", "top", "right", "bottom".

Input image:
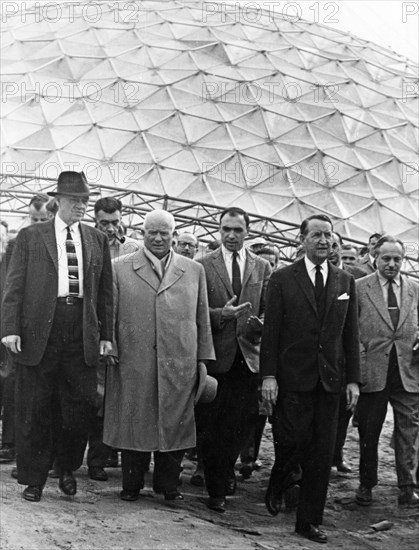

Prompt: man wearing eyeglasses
[{"left": 175, "top": 232, "right": 198, "bottom": 260}]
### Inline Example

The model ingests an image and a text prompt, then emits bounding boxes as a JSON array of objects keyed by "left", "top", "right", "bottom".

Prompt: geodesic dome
[{"left": 1, "top": 0, "right": 418, "bottom": 247}]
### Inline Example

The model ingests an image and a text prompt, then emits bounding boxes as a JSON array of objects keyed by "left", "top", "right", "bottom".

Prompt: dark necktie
[
  {"left": 232, "top": 252, "right": 242, "bottom": 298},
  {"left": 66, "top": 226, "right": 80, "bottom": 296},
  {"left": 387, "top": 280, "right": 399, "bottom": 329},
  {"left": 314, "top": 265, "right": 324, "bottom": 306}
]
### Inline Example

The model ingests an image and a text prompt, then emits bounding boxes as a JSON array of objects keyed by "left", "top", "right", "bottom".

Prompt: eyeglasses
[{"left": 178, "top": 242, "right": 197, "bottom": 249}]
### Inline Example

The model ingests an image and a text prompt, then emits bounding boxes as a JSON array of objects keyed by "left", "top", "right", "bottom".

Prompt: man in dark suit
[
  {"left": 197, "top": 207, "right": 271, "bottom": 512},
  {"left": 260, "top": 214, "right": 361, "bottom": 544},
  {"left": 355, "top": 235, "right": 419, "bottom": 507},
  {"left": 358, "top": 233, "right": 382, "bottom": 274},
  {"left": 1, "top": 171, "right": 113, "bottom": 502}
]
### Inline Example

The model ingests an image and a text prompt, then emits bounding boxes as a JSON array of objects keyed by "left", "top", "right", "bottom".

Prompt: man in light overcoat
[{"left": 104, "top": 210, "right": 215, "bottom": 502}]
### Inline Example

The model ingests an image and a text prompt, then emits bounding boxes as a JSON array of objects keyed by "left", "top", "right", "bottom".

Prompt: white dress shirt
[
  {"left": 304, "top": 256, "right": 329, "bottom": 287},
  {"left": 221, "top": 244, "right": 246, "bottom": 285},
  {"left": 377, "top": 272, "right": 401, "bottom": 307},
  {"left": 55, "top": 214, "right": 84, "bottom": 297}
]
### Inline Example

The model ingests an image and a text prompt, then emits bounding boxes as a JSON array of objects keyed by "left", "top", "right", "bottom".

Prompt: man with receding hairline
[
  {"left": 175, "top": 232, "right": 198, "bottom": 259},
  {"left": 355, "top": 235, "right": 419, "bottom": 508}
]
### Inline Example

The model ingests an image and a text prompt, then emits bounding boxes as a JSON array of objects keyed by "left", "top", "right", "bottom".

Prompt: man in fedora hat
[
  {"left": 103, "top": 210, "right": 215, "bottom": 502},
  {"left": 1, "top": 171, "right": 113, "bottom": 502}
]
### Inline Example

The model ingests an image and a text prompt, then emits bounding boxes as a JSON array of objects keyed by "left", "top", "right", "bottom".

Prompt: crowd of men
[{"left": 0, "top": 171, "right": 418, "bottom": 545}]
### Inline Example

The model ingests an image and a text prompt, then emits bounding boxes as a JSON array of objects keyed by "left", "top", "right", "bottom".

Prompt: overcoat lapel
[
  {"left": 212, "top": 249, "right": 234, "bottom": 297},
  {"left": 293, "top": 259, "right": 317, "bottom": 315},
  {"left": 158, "top": 257, "right": 185, "bottom": 295},
  {"left": 365, "top": 273, "right": 393, "bottom": 329},
  {"left": 132, "top": 250, "right": 160, "bottom": 292},
  {"left": 39, "top": 220, "right": 58, "bottom": 272}
]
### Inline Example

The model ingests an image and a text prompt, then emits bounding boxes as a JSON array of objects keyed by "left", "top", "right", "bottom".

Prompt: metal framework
[{"left": 1, "top": 174, "right": 418, "bottom": 278}]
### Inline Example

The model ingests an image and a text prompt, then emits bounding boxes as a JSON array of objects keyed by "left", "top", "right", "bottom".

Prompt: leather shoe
[
  {"left": 296, "top": 524, "right": 327, "bottom": 544},
  {"left": 284, "top": 483, "right": 300, "bottom": 511},
  {"left": 88, "top": 467, "right": 108, "bottom": 482},
  {"left": 398, "top": 487, "right": 419, "bottom": 507},
  {"left": 334, "top": 460, "right": 352, "bottom": 474},
  {"left": 164, "top": 490, "right": 184, "bottom": 501},
  {"left": 355, "top": 484, "right": 372, "bottom": 506},
  {"left": 207, "top": 497, "right": 226, "bottom": 513},
  {"left": 59, "top": 471, "right": 77, "bottom": 496},
  {"left": 22, "top": 485, "right": 43, "bottom": 502},
  {"left": 119, "top": 489, "right": 139, "bottom": 501},
  {"left": 11, "top": 467, "right": 18, "bottom": 479},
  {"left": 225, "top": 475, "right": 236, "bottom": 496}
]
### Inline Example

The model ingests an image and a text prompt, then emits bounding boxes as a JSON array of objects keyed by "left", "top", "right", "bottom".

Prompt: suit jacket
[
  {"left": 1, "top": 219, "right": 113, "bottom": 367},
  {"left": 358, "top": 254, "right": 375, "bottom": 274},
  {"left": 357, "top": 273, "right": 419, "bottom": 393},
  {"left": 260, "top": 259, "right": 361, "bottom": 392},
  {"left": 342, "top": 263, "right": 368, "bottom": 280},
  {"left": 198, "top": 247, "right": 271, "bottom": 374}
]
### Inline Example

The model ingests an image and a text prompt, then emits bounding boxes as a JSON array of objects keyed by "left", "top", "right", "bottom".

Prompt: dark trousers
[
  {"left": 15, "top": 302, "right": 96, "bottom": 486},
  {"left": 358, "top": 347, "right": 419, "bottom": 489},
  {"left": 200, "top": 351, "right": 259, "bottom": 498},
  {"left": 121, "top": 449, "right": 185, "bottom": 493},
  {"left": 333, "top": 393, "right": 352, "bottom": 465},
  {"left": 272, "top": 383, "right": 340, "bottom": 527},
  {"left": 240, "top": 414, "right": 267, "bottom": 464},
  {"left": 1, "top": 364, "right": 15, "bottom": 447},
  {"left": 87, "top": 415, "right": 111, "bottom": 468}
]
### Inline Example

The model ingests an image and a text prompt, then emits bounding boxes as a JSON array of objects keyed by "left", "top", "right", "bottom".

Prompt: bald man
[
  {"left": 104, "top": 210, "right": 214, "bottom": 502},
  {"left": 175, "top": 232, "right": 198, "bottom": 259}
]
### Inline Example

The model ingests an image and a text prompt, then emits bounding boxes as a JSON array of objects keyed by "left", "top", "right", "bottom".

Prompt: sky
[{"left": 231, "top": 0, "right": 418, "bottom": 62}]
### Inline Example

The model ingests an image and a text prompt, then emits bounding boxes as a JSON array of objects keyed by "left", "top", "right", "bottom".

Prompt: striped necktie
[{"left": 66, "top": 226, "right": 80, "bottom": 296}]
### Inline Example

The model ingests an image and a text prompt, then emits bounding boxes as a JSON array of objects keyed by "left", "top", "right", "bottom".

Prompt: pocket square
[{"left": 337, "top": 293, "right": 350, "bottom": 300}]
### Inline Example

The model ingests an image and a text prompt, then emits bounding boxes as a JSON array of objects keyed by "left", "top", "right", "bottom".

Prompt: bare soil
[{"left": 1, "top": 410, "right": 418, "bottom": 549}]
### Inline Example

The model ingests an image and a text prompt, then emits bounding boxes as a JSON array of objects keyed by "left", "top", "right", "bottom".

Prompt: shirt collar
[
  {"left": 304, "top": 255, "right": 328, "bottom": 275},
  {"left": 377, "top": 271, "right": 402, "bottom": 287},
  {"left": 55, "top": 213, "right": 79, "bottom": 233},
  {"left": 221, "top": 244, "right": 246, "bottom": 262}
]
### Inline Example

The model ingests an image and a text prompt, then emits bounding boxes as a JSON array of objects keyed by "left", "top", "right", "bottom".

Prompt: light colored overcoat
[
  {"left": 357, "top": 273, "right": 419, "bottom": 393},
  {"left": 103, "top": 249, "right": 215, "bottom": 452}
]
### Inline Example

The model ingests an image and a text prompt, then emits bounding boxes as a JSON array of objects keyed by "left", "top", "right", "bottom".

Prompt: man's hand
[
  {"left": 346, "top": 382, "right": 360, "bottom": 412},
  {"left": 99, "top": 340, "right": 113, "bottom": 356},
  {"left": 1, "top": 335, "right": 21, "bottom": 354},
  {"left": 261, "top": 377, "right": 278, "bottom": 405},
  {"left": 221, "top": 296, "right": 252, "bottom": 320}
]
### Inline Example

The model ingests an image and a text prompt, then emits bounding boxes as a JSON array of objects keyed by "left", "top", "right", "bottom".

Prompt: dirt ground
[{"left": 1, "top": 410, "right": 418, "bottom": 550}]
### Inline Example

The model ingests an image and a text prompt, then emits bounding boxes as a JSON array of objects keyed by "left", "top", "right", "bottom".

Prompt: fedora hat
[
  {"left": 47, "top": 171, "right": 98, "bottom": 197},
  {"left": 194, "top": 363, "right": 218, "bottom": 405}
]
